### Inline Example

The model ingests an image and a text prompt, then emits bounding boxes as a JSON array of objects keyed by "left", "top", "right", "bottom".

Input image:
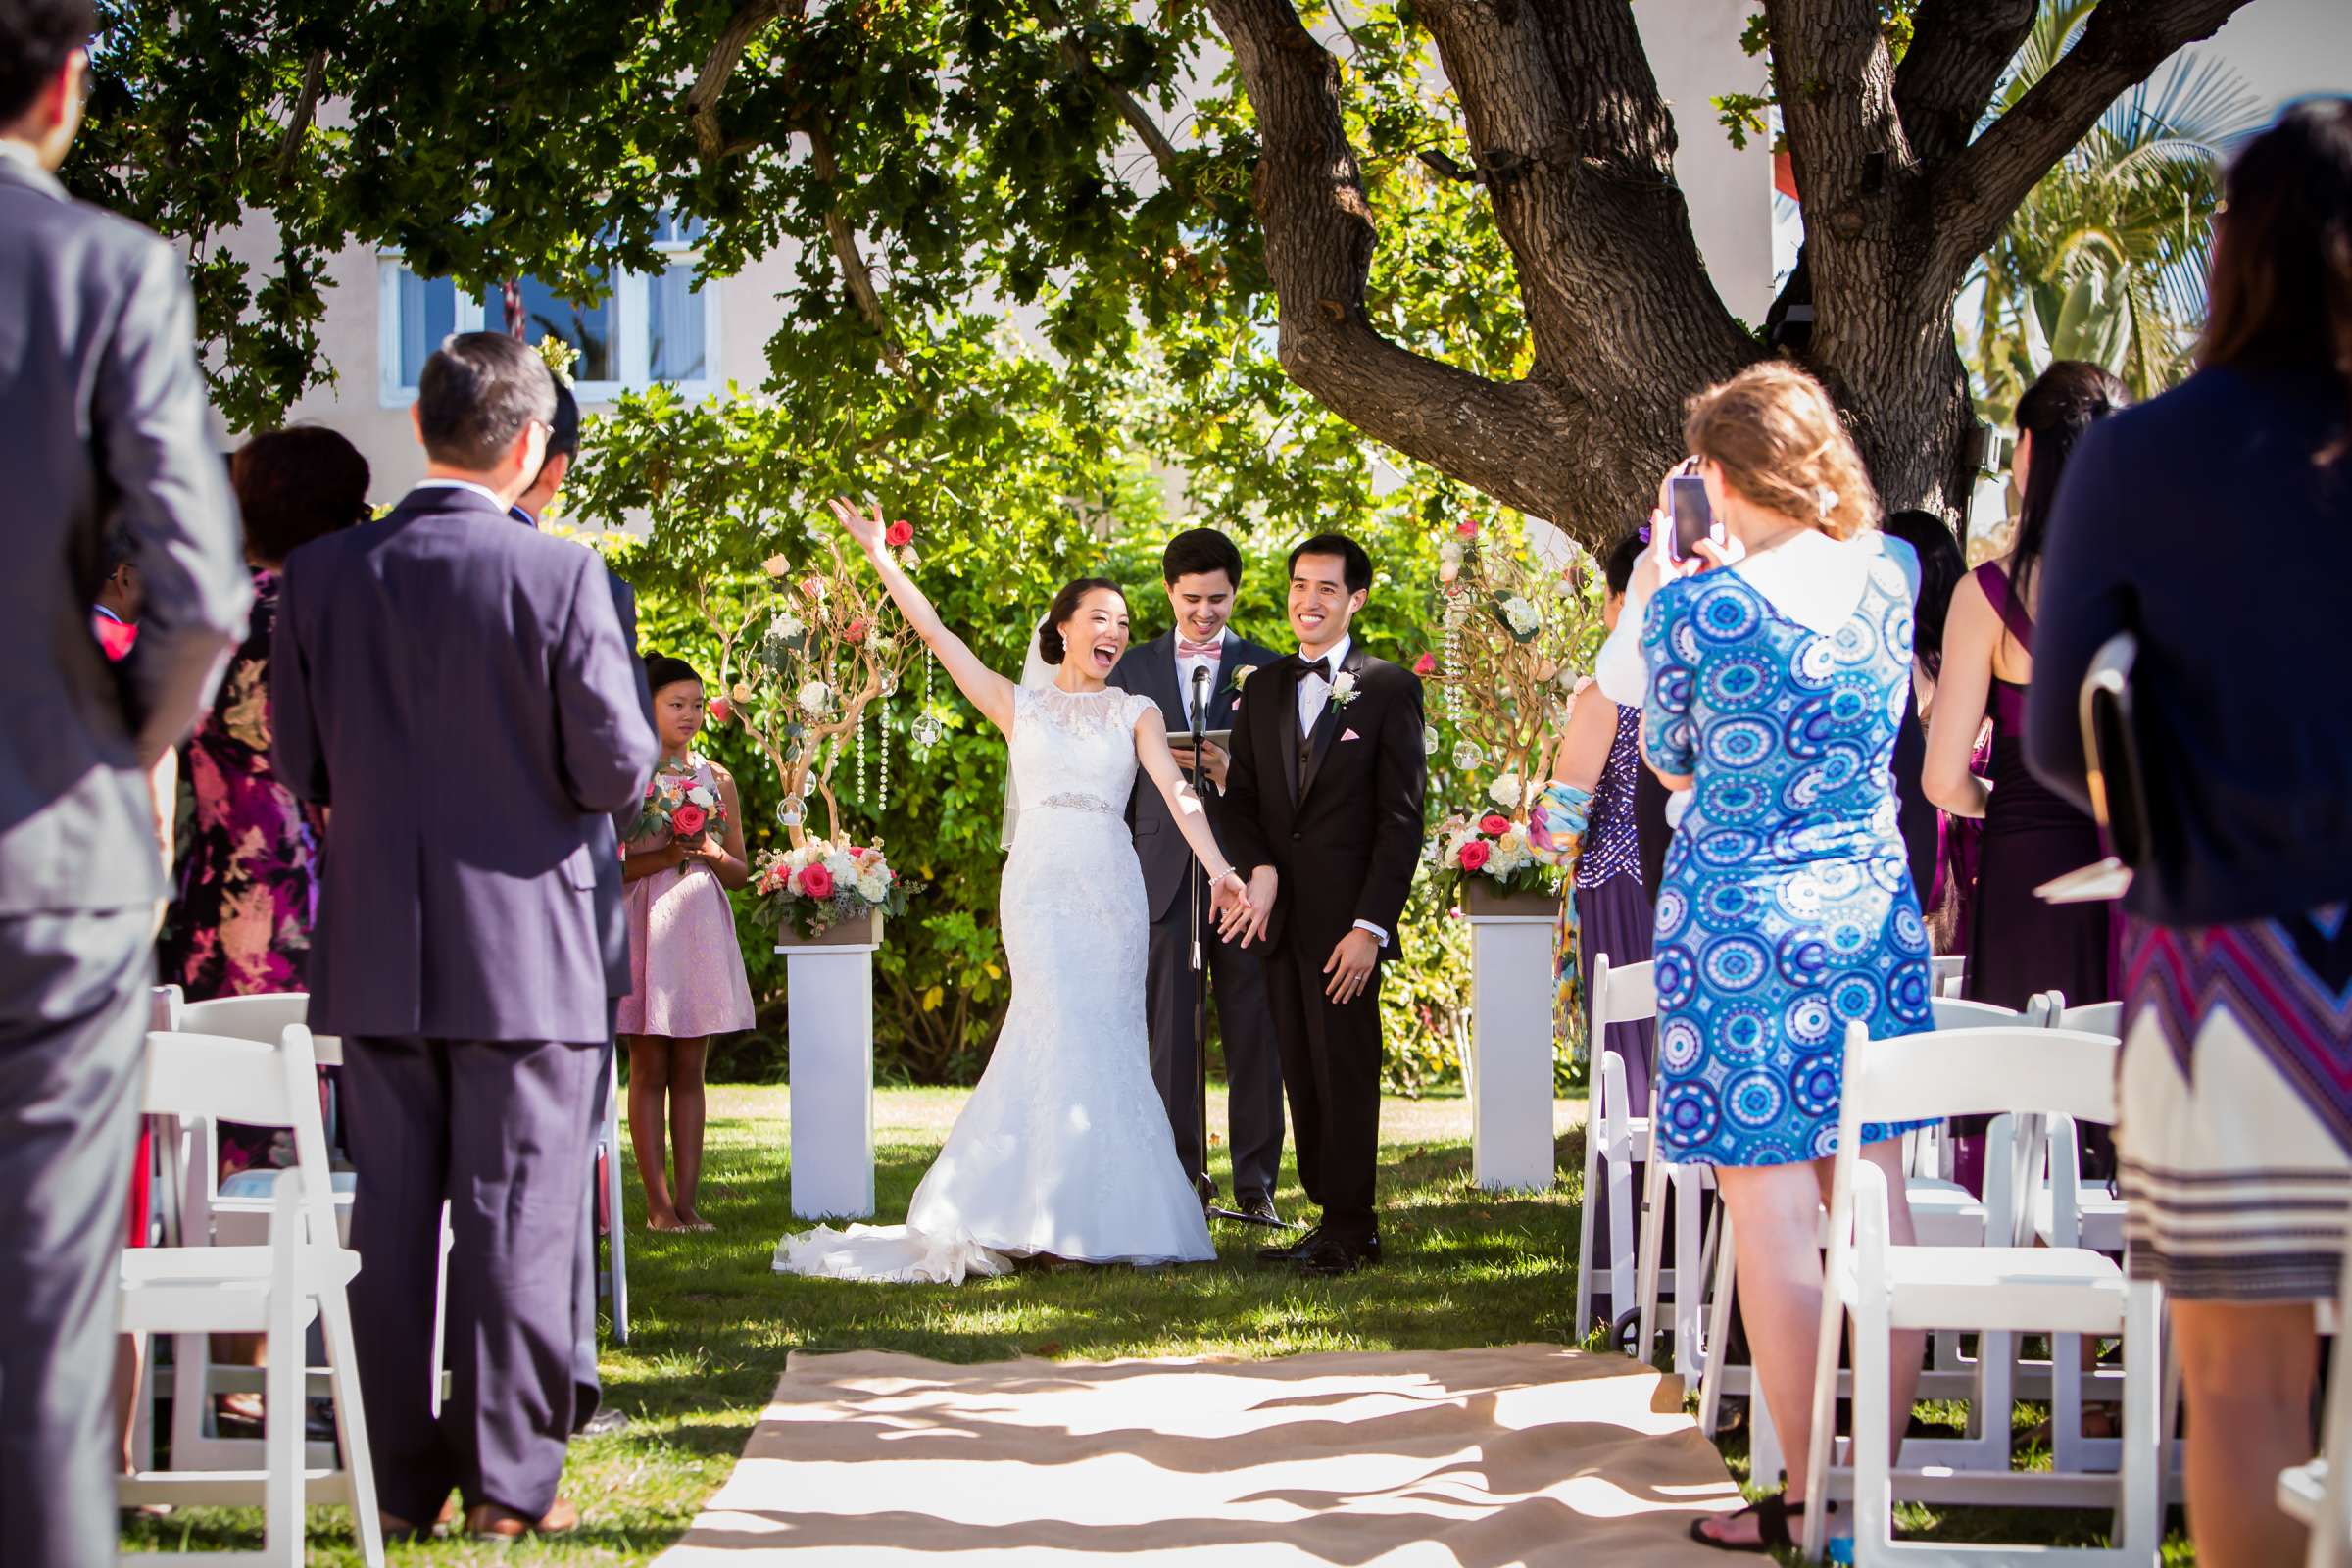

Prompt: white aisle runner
[{"left": 656, "top": 1343, "right": 1741, "bottom": 1564}]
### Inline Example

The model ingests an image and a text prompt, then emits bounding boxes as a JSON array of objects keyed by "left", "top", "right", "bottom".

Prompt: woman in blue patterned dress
[{"left": 1606, "top": 365, "right": 1935, "bottom": 1553}]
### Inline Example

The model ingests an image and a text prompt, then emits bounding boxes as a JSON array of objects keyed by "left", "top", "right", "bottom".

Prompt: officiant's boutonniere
[{"left": 1329, "top": 670, "right": 1360, "bottom": 708}]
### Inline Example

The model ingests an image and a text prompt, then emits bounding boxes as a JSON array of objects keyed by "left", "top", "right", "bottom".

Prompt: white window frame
[{"left": 376, "top": 247, "right": 720, "bottom": 409}]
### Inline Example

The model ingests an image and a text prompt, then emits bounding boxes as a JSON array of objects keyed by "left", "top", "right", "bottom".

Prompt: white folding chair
[
  {"left": 600, "top": 1047, "right": 630, "bottom": 1346},
  {"left": 178, "top": 994, "right": 354, "bottom": 1250},
  {"left": 1802, "top": 1023, "right": 2163, "bottom": 1566},
  {"left": 121, "top": 1024, "right": 382, "bottom": 1567},
  {"left": 1932, "top": 955, "right": 1968, "bottom": 998},
  {"left": 2282, "top": 1200, "right": 2352, "bottom": 1566},
  {"left": 1575, "top": 955, "right": 1653, "bottom": 1343}
]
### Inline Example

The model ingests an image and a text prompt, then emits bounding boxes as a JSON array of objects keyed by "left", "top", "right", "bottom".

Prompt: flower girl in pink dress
[{"left": 621, "top": 655, "right": 757, "bottom": 1231}]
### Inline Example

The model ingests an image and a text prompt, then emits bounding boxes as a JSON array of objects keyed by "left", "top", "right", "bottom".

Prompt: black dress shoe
[
  {"left": 1295, "top": 1234, "right": 1381, "bottom": 1276},
  {"left": 1234, "top": 1192, "right": 1284, "bottom": 1227},
  {"left": 1258, "top": 1224, "right": 1320, "bottom": 1264}
]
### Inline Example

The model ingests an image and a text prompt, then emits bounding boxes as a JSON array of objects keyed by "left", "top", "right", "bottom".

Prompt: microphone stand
[{"left": 1191, "top": 658, "right": 1291, "bottom": 1232}]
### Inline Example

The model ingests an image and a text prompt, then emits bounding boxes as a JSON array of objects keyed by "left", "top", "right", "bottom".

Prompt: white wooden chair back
[
  {"left": 1930, "top": 997, "right": 2017, "bottom": 1031},
  {"left": 144, "top": 1026, "right": 340, "bottom": 1250},
  {"left": 1931, "top": 955, "right": 1967, "bottom": 997},
  {"left": 1588, "top": 956, "right": 1656, "bottom": 1037},
  {"left": 181, "top": 991, "right": 341, "bottom": 1065}
]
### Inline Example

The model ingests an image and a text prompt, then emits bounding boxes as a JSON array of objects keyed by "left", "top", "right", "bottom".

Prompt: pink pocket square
[{"left": 1342, "top": 728, "right": 1362, "bottom": 742}]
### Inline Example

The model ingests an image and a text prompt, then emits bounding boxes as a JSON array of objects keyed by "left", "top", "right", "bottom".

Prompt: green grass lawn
[{"left": 121, "top": 1083, "right": 2192, "bottom": 1564}]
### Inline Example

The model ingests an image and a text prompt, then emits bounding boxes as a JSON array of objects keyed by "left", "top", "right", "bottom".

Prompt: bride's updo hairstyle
[
  {"left": 1683, "top": 362, "right": 1878, "bottom": 541},
  {"left": 1037, "top": 576, "right": 1125, "bottom": 664}
]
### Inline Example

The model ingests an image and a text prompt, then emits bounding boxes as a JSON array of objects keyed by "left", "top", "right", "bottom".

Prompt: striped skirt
[{"left": 2116, "top": 906, "right": 2352, "bottom": 1301}]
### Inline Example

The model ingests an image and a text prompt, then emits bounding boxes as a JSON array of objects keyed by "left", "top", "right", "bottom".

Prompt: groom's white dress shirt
[{"left": 1293, "top": 632, "right": 1389, "bottom": 949}]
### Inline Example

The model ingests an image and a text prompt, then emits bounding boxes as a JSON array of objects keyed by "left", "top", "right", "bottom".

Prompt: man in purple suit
[{"left": 271, "top": 332, "right": 659, "bottom": 1541}]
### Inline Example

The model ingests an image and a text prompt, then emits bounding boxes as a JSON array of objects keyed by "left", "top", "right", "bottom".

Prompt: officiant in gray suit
[
  {"left": 0, "top": 6, "right": 251, "bottom": 1558},
  {"left": 1108, "top": 529, "right": 1286, "bottom": 1225}
]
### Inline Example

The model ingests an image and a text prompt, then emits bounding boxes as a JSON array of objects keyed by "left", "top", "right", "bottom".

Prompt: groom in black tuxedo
[
  {"left": 1109, "top": 529, "right": 1286, "bottom": 1223},
  {"left": 1220, "top": 534, "right": 1426, "bottom": 1275}
]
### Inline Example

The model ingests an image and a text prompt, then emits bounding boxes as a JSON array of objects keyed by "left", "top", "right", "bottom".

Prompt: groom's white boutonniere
[
  {"left": 1329, "top": 669, "right": 1360, "bottom": 708},
  {"left": 1230, "top": 664, "right": 1255, "bottom": 700}
]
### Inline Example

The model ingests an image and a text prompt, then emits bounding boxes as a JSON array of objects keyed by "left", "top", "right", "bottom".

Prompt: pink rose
[
  {"left": 672, "top": 804, "right": 708, "bottom": 837},
  {"left": 1479, "top": 812, "right": 1510, "bottom": 837},
  {"left": 800, "top": 576, "right": 824, "bottom": 600},
  {"left": 885, "top": 520, "right": 914, "bottom": 548},
  {"left": 845, "top": 617, "right": 869, "bottom": 644},
  {"left": 1458, "top": 840, "right": 1492, "bottom": 871},
  {"left": 1413, "top": 652, "right": 1436, "bottom": 676},
  {"left": 709, "top": 697, "right": 734, "bottom": 724},
  {"left": 801, "top": 864, "right": 836, "bottom": 900},
  {"left": 1455, "top": 517, "right": 1479, "bottom": 539}
]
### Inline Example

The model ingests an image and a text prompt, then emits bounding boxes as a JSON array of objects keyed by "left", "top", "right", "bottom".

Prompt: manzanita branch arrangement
[{"left": 698, "top": 518, "right": 927, "bottom": 850}]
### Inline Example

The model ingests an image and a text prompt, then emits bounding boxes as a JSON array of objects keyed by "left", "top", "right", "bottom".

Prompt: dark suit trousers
[
  {"left": 1262, "top": 936, "right": 1385, "bottom": 1246},
  {"left": 0, "top": 906, "right": 152, "bottom": 1568},
  {"left": 344, "top": 1035, "right": 602, "bottom": 1521},
  {"left": 1146, "top": 886, "right": 1284, "bottom": 1200},
  {"left": 566, "top": 1024, "right": 615, "bottom": 1433}
]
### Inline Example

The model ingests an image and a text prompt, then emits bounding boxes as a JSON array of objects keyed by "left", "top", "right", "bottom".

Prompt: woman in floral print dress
[{"left": 161, "top": 427, "right": 370, "bottom": 1169}]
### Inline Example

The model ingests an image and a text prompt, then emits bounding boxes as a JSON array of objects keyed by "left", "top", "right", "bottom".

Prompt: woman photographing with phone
[{"left": 1592, "top": 364, "right": 1934, "bottom": 1553}]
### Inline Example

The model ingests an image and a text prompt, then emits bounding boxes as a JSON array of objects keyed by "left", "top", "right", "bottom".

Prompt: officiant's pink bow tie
[{"left": 1178, "top": 638, "right": 1222, "bottom": 658}]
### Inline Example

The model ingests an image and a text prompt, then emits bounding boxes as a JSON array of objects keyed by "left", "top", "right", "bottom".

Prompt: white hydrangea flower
[
  {"left": 824, "top": 851, "right": 858, "bottom": 883},
  {"left": 796, "top": 680, "right": 830, "bottom": 715},
  {"left": 1488, "top": 773, "right": 1524, "bottom": 809},
  {"left": 856, "top": 867, "right": 892, "bottom": 903},
  {"left": 1502, "top": 596, "right": 1543, "bottom": 636},
  {"left": 1439, "top": 540, "right": 1464, "bottom": 566},
  {"left": 775, "top": 612, "right": 805, "bottom": 641},
  {"left": 689, "top": 785, "right": 717, "bottom": 808}
]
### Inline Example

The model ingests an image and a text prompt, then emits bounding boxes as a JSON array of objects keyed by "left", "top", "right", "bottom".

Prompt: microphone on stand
[{"left": 1187, "top": 658, "right": 1212, "bottom": 1206}]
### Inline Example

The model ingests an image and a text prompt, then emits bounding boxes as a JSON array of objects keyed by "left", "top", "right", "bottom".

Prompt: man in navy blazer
[
  {"left": 1108, "top": 529, "right": 1287, "bottom": 1222},
  {"left": 272, "top": 332, "right": 659, "bottom": 1540}
]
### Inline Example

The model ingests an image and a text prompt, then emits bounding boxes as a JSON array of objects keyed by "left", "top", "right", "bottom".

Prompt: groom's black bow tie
[{"left": 1298, "top": 656, "right": 1332, "bottom": 681}]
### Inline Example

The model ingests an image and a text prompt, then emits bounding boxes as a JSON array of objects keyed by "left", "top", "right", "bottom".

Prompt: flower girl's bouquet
[{"left": 634, "top": 764, "right": 727, "bottom": 845}]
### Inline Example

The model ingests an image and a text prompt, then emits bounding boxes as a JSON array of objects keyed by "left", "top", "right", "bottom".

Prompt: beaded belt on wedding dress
[{"left": 1037, "top": 792, "right": 1120, "bottom": 817}]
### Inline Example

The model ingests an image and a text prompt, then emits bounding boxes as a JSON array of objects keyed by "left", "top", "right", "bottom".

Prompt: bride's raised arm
[
  {"left": 1131, "top": 704, "right": 1251, "bottom": 920},
  {"left": 828, "top": 497, "right": 1017, "bottom": 734}
]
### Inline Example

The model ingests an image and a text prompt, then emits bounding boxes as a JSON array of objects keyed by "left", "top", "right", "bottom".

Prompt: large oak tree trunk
[{"left": 1204, "top": 0, "right": 2250, "bottom": 546}]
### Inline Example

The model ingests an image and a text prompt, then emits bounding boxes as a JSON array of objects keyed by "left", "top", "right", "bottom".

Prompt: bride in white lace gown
[{"left": 774, "top": 501, "right": 1249, "bottom": 1283}]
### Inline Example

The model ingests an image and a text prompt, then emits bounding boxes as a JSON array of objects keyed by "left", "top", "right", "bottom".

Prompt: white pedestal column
[
  {"left": 1465, "top": 909, "right": 1559, "bottom": 1192},
  {"left": 781, "top": 940, "right": 878, "bottom": 1219}
]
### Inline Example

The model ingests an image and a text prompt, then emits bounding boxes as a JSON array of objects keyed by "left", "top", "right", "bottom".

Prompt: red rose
[
  {"left": 886, "top": 519, "right": 914, "bottom": 548},
  {"left": 709, "top": 697, "right": 734, "bottom": 724},
  {"left": 1413, "top": 652, "right": 1437, "bottom": 677},
  {"left": 1479, "top": 813, "right": 1510, "bottom": 837},
  {"left": 800, "top": 864, "right": 835, "bottom": 900},
  {"left": 1458, "top": 840, "right": 1492, "bottom": 871},
  {"left": 1455, "top": 517, "right": 1479, "bottom": 539},
  {"left": 845, "top": 617, "right": 869, "bottom": 644},
  {"left": 672, "top": 804, "right": 708, "bottom": 837}
]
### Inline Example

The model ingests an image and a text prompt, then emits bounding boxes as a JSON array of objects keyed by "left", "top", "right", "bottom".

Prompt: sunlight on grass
[{"left": 118, "top": 1083, "right": 2195, "bottom": 1563}]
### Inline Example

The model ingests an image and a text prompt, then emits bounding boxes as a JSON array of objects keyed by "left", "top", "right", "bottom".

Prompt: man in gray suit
[
  {"left": 511, "top": 377, "right": 646, "bottom": 1440},
  {"left": 271, "top": 333, "right": 658, "bottom": 1540},
  {"left": 1, "top": 4, "right": 251, "bottom": 1558}
]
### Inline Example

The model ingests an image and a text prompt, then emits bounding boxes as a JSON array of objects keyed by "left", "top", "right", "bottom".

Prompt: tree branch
[
  {"left": 1037, "top": 0, "right": 1181, "bottom": 176},
  {"left": 1891, "top": 0, "right": 2037, "bottom": 165},
  {"left": 686, "top": 0, "right": 803, "bottom": 162},
  {"left": 1932, "top": 0, "right": 2251, "bottom": 271},
  {"left": 273, "top": 49, "right": 327, "bottom": 187},
  {"left": 1203, "top": 0, "right": 1752, "bottom": 534},
  {"left": 805, "top": 122, "right": 906, "bottom": 372}
]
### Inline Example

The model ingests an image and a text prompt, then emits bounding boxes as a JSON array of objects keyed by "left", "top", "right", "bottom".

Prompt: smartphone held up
[{"left": 1666, "top": 467, "right": 1718, "bottom": 564}]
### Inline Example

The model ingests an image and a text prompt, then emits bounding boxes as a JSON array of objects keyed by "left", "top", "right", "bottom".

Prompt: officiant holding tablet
[{"left": 1110, "top": 529, "right": 1287, "bottom": 1226}]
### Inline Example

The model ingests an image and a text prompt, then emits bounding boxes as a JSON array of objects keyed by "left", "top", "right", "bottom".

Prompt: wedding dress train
[{"left": 774, "top": 684, "right": 1216, "bottom": 1283}]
